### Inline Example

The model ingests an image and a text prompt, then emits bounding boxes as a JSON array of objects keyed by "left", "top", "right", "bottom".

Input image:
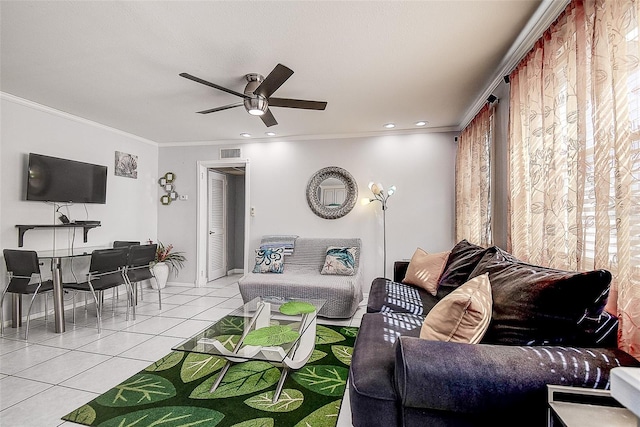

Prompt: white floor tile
[
  {"left": 178, "top": 287, "right": 218, "bottom": 296},
  {"left": 0, "top": 337, "right": 30, "bottom": 355},
  {"left": 39, "top": 326, "right": 114, "bottom": 350},
  {"left": 214, "top": 297, "right": 244, "bottom": 309},
  {"left": 59, "top": 356, "right": 150, "bottom": 393},
  {"left": 0, "top": 376, "right": 54, "bottom": 410},
  {"left": 0, "top": 343, "right": 69, "bottom": 375},
  {"left": 156, "top": 285, "right": 185, "bottom": 294},
  {"left": 161, "top": 293, "right": 200, "bottom": 305},
  {"left": 0, "top": 320, "right": 61, "bottom": 343},
  {"left": 118, "top": 335, "right": 184, "bottom": 362},
  {"left": 157, "top": 304, "right": 209, "bottom": 319},
  {"left": 133, "top": 302, "right": 179, "bottom": 316},
  {"left": 13, "top": 350, "right": 111, "bottom": 385},
  {"left": 211, "top": 286, "right": 241, "bottom": 298},
  {"left": 0, "top": 385, "right": 97, "bottom": 427},
  {"left": 182, "top": 295, "right": 229, "bottom": 308},
  {"left": 122, "top": 316, "right": 185, "bottom": 335},
  {"left": 97, "top": 312, "right": 152, "bottom": 331},
  {"left": 76, "top": 331, "right": 153, "bottom": 356}
]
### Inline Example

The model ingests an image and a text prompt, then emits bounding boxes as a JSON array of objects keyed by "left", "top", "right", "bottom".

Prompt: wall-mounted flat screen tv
[{"left": 26, "top": 153, "right": 108, "bottom": 204}]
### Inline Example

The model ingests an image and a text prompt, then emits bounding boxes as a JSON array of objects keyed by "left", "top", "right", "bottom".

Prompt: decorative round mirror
[{"left": 306, "top": 166, "right": 358, "bottom": 219}]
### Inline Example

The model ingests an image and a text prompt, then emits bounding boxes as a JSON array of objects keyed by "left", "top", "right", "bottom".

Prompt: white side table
[
  {"left": 547, "top": 385, "right": 637, "bottom": 427},
  {"left": 611, "top": 367, "right": 640, "bottom": 426}
]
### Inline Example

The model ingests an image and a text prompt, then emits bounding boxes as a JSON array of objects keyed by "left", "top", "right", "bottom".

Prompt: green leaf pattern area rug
[{"left": 63, "top": 325, "right": 358, "bottom": 427}]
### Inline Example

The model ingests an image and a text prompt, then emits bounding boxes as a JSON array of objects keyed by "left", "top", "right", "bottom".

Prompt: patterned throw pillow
[
  {"left": 321, "top": 246, "right": 358, "bottom": 276},
  {"left": 252, "top": 247, "right": 285, "bottom": 273}
]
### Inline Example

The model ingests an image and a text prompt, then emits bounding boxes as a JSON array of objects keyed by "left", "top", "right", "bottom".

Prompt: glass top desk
[
  {"left": 173, "top": 296, "right": 326, "bottom": 402},
  {"left": 34, "top": 245, "right": 110, "bottom": 333}
]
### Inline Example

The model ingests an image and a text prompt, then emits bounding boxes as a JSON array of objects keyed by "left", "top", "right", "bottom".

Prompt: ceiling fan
[{"left": 179, "top": 63, "right": 327, "bottom": 127}]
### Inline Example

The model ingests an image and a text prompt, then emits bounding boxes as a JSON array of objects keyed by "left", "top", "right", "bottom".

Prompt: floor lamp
[{"left": 362, "top": 182, "right": 396, "bottom": 278}]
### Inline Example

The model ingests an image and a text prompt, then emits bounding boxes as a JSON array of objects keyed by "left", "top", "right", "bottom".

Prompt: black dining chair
[
  {"left": 124, "top": 244, "right": 160, "bottom": 315},
  {"left": 63, "top": 248, "right": 131, "bottom": 333},
  {"left": 1, "top": 249, "right": 54, "bottom": 340},
  {"left": 112, "top": 241, "right": 141, "bottom": 301},
  {"left": 113, "top": 241, "right": 140, "bottom": 248}
]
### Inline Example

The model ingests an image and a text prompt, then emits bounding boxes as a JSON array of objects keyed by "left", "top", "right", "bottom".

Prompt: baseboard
[
  {"left": 165, "top": 281, "right": 194, "bottom": 287},
  {"left": 227, "top": 269, "right": 243, "bottom": 275}
]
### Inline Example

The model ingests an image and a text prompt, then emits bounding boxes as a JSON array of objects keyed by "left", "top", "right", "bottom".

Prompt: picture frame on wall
[{"left": 114, "top": 151, "right": 138, "bottom": 179}]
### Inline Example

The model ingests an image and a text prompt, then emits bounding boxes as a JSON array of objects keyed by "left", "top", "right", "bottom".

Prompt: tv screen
[{"left": 26, "top": 153, "right": 108, "bottom": 204}]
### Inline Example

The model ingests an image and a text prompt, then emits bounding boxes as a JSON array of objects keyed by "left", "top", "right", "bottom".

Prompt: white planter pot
[{"left": 151, "top": 262, "right": 169, "bottom": 289}]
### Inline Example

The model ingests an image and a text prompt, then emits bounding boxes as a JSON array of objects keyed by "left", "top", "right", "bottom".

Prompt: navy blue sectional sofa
[{"left": 349, "top": 240, "right": 639, "bottom": 426}]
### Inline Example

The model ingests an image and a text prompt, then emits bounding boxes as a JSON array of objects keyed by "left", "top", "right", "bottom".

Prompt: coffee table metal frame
[{"left": 173, "top": 296, "right": 326, "bottom": 402}]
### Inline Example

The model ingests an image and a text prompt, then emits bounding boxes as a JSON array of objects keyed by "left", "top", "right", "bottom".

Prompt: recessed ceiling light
[
  {"left": 265, "top": 132, "right": 276, "bottom": 136},
  {"left": 415, "top": 121, "right": 428, "bottom": 126},
  {"left": 240, "top": 133, "right": 251, "bottom": 138},
  {"left": 383, "top": 123, "right": 396, "bottom": 129}
]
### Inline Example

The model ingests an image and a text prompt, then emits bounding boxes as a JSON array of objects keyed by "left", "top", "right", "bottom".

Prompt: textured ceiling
[{"left": 0, "top": 1, "right": 541, "bottom": 144}]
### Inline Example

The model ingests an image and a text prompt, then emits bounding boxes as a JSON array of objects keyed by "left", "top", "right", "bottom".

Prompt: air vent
[{"left": 220, "top": 148, "right": 241, "bottom": 159}]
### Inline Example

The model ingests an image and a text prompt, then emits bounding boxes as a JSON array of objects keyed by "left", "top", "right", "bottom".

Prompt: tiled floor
[{"left": 0, "top": 275, "right": 366, "bottom": 426}]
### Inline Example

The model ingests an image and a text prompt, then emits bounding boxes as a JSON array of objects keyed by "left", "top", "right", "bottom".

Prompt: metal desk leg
[
  {"left": 51, "top": 256, "right": 65, "bottom": 333},
  {"left": 11, "top": 294, "right": 22, "bottom": 327}
]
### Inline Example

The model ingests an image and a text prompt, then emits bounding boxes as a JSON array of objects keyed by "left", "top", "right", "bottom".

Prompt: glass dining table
[{"left": 15, "top": 245, "right": 112, "bottom": 333}]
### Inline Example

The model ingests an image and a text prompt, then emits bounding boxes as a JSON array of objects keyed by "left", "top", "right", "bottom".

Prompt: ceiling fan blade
[
  {"left": 268, "top": 97, "right": 327, "bottom": 110},
  {"left": 254, "top": 64, "right": 294, "bottom": 98},
  {"left": 196, "top": 102, "right": 243, "bottom": 114},
  {"left": 180, "top": 72, "right": 249, "bottom": 99},
  {"left": 260, "top": 109, "right": 278, "bottom": 127}
]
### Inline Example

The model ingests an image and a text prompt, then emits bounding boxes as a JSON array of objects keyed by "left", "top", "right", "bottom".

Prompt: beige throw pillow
[
  {"left": 402, "top": 248, "right": 450, "bottom": 296},
  {"left": 420, "top": 273, "right": 492, "bottom": 344}
]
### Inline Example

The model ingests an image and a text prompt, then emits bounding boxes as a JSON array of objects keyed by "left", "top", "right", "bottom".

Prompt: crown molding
[
  {"left": 161, "top": 126, "right": 459, "bottom": 147},
  {"left": 1, "top": 92, "right": 159, "bottom": 147},
  {"left": 458, "top": 0, "right": 571, "bottom": 130}
]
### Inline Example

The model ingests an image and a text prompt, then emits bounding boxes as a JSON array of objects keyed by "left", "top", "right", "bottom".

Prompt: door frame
[{"left": 196, "top": 159, "right": 251, "bottom": 287}]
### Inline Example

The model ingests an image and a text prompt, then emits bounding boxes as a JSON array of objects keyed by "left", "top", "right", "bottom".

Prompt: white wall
[
  {"left": 1, "top": 94, "right": 159, "bottom": 322},
  {"left": 159, "top": 132, "right": 458, "bottom": 289}
]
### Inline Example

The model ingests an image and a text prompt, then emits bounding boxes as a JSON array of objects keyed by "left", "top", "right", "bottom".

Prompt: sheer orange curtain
[
  {"left": 509, "top": 0, "right": 640, "bottom": 359},
  {"left": 456, "top": 103, "right": 493, "bottom": 247}
]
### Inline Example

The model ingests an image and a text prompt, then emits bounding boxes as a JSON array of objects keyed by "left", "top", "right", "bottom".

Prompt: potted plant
[{"left": 151, "top": 242, "right": 186, "bottom": 289}]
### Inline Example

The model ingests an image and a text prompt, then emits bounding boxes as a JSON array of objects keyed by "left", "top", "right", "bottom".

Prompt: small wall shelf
[{"left": 16, "top": 224, "right": 101, "bottom": 247}]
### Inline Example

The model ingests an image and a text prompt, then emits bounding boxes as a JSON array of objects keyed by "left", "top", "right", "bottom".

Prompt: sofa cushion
[
  {"left": 471, "top": 248, "right": 612, "bottom": 345},
  {"left": 575, "top": 310, "right": 619, "bottom": 347},
  {"left": 367, "top": 278, "right": 439, "bottom": 315},
  {"left": 436, "top": 240, "right": 490, "bottom": 299},
  {"left": 252, "top": 247, "right": 285, "bottom": 273},
  {"left": 350, "top": 312, "right": 422, "bottom": 427},
  {"left": 320, "top": 246, "right": 357, "bottom": 275},
  {"left": 402, "top": 248, "right": 449, "bottom": 296},
  {"left": 420, "top": 273, "right": 492, "bottom": 344}
]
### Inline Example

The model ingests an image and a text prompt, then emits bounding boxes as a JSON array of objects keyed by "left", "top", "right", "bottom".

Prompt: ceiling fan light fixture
[{"left": 245, "top": 95, "right": 269, "bottom": 116}]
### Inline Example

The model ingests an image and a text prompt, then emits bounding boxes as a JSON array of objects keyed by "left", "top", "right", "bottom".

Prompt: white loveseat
[{"left": 238, "top": 237, "right": 363, "bottom": 318}]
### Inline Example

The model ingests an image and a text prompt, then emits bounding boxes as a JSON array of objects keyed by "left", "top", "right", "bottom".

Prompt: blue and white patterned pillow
[
  {"left": 321, "top": 246, "right": 357, "bottom": 276},
  {"left": 253, "top": 247, "right": 285, "bottom": 273}
]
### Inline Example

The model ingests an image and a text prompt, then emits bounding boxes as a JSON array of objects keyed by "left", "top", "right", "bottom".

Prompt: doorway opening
[{"left": 196, "top": 159, "right": 250, "bottom": 287}]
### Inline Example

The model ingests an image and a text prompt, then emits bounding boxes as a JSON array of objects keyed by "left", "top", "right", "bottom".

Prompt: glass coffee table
[{"left": 172, "top": 296, "right": 326, "bottom": 402}]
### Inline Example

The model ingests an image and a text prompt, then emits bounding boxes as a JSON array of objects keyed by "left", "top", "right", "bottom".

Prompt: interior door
[{"left": 207, "top": 170, "right": 227, "bottom": 281}]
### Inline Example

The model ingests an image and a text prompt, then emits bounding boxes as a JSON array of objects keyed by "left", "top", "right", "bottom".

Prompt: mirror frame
[{"left": 306, "top": 166, "right": 358, "bottom": 219}]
